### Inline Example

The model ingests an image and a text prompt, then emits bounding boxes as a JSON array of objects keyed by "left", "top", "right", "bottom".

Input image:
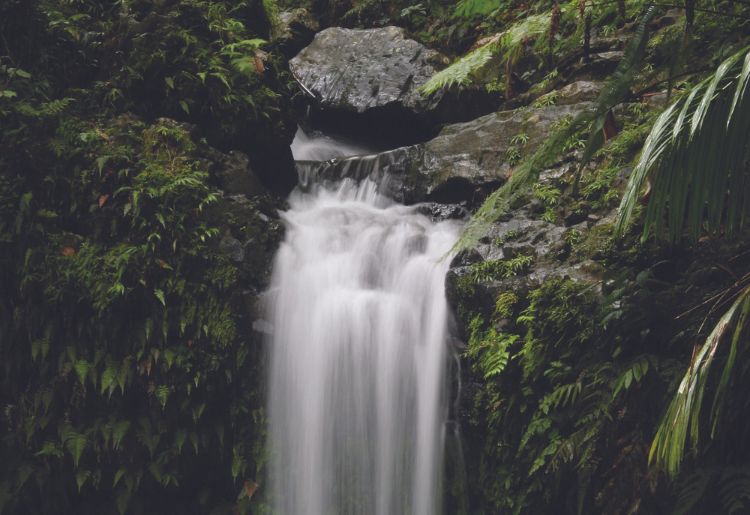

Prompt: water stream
[{"left": 267, "top": 135, "right": 460, "bottom": 515}]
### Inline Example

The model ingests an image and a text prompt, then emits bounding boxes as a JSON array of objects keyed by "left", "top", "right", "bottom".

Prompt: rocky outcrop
[{"left": 297, "top": 101, "right": 593, "bottom": 205}]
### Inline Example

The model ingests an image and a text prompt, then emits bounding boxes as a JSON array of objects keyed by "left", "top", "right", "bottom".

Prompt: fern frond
[
  {"left": 617, "top": 46, "right": 750, "bottom": 242},
  {"left": 419, "top": 43, "right": 498, "bottom": 95},
  {"left": 719, "top": 467, "right": 750, "bottom": 514},
  {"left": 420, "top": 13, "right": 552, "bottom": 96}
]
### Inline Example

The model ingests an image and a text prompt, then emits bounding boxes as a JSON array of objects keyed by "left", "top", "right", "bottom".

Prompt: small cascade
[{"left": 291, "top": 126, "right": 376, "bottom": 161}]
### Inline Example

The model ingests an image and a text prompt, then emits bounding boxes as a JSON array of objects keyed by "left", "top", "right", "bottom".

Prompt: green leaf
[
  {"left": 154, "top": 289, "right": 166, "bottom": 307},
  {"left": 113, "top": 467, "right": 126, "bottom": 488},
  {"left": 231, "top": 449, "right": 245, "bottom": 481},
  {"left": 189, "top": 432, "right": 199, "bottom": 454},
  {"left": 73, "top": 360, "right": 91, "bottom": 386},
  {"left": 650, "top": 285, "right": 750, "bottom": 476},
  {"left": 155, "top": 385, "right": 169, "bottom": 409},
  {"left": 175, "top": 429, "right": 187, "bottom": 454},
  {"left": 75, "top": 470, "right": 91, "bottom": 492},
  {"left": 101, "top": 365, "right": 117, "bottom": 398},
  {"left": 64, "top": 431, "right": 87, "bottom": 469},
  {"left": 30, "top": 339, "right": 42, "bottom": 361},
  {"left": 617, "top": 45, "right": 750, "bottom": 242},
  {"left": 112, "top": 420, "right": 130, "bottom": 451},
  {"left": 35, "top": 441, "right": 64, "bottom": 458},
  {"left": 116, "top": 487, "right": 130, "bottom": 515},
  {"left": 95, "top": 156, "right": 110, "bottom": 174}
]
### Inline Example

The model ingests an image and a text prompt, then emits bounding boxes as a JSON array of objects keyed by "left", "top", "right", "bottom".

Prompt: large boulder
[
  {"left": 290, "top": 26, "right": 500, "bottom": 146},
  {"left": 290, "top": 26, "right": 443, "bottom": 114}
]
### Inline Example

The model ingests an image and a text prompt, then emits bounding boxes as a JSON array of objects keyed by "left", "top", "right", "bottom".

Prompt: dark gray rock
[
  {"left": 445, "top": 206, "right": 605, "bottom": 338},
  {"left": 540, "top": 81, "right": 604, "bottom": 105},
  {"left": 278, "top": 8, "right": 319, "bottom": 57},
  {"left": 214, "top": 151, "right": 267, "bottom": 198},
  {"left": 415, "top": 203, "right": 469, "bottom": 222},
  {"left": 219, "top": 234, "right": 245, "bottom": 263},
  {"left": 206, "top": 194, "right": 284, "bottom": 292},
  {"left": 290, "top": 26, "right": 444, "bottom": 115}
]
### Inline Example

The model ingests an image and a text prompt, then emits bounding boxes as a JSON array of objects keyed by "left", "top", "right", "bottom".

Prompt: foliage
[
  {"left": 454, "top": 0, "right": 505, "bottom": 18},
  {"left": 419, "top": 12, "right": 552, "bottom": 95},
  {"left": 578, "top": 4, "right": 657, "bottom": 169},
  {"left": 0, "top": 1, "right": 289, "bottom": 513},
  {"left": 469, "top": 254, "right": 534, "bottom": 282},
  {"left": 617, "top": 45, "right": 750, "bottom": 243},
  {"left": 651, "top": 285, "right": 750, "bottom": 477},
  {"left": 462, "top": 276, "right": 668, "bottom": 514},
  {"left": 450, "top": 3, "right": 662, "bottom": 254}
]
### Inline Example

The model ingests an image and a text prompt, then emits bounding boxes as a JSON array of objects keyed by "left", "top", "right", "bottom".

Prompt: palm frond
[
  {"left": 616, "top": 46, "right": 750, "bottom": 242},
  {"left": 649, "top": 285, "right": 750, "bottom": 477}
]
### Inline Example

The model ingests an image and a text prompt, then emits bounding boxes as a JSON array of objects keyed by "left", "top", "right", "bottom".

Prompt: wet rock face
[
  {"left": 295, "top": 145, "right": 427, "bottom": 203},
  {"left": 296, "top": 102, "right": 593, "bottom": 205},
  {"left": 290, "top": 26, "right": 443, "bottom": 114},
  {"left": 423, "top": 102, "right": 592, "bottom": 202}
]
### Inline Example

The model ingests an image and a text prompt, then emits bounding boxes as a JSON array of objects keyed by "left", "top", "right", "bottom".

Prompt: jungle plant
[
  {"left": 615, "top": 45, "right": 750, "bottom": 477},
  {"left": 451, "top": 4, "right": 657, "bottom": 254},
  {"left": 419, "top": 12, "right": 553, "bottom": 96}
]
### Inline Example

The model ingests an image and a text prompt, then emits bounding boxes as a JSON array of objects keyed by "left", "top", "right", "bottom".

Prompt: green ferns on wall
[{"left": 0, "top": 1, "right": 290, "bottom": 513}]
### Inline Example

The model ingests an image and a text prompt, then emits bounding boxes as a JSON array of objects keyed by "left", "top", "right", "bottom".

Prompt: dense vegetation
[
  {"left": 1, "top": 1, "right": 293, "bottom": 513},
  {"left": 3, "top": 0, "right": 750, "bottom": 514}
]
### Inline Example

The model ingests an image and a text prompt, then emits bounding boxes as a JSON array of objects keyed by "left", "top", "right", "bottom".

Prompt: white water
[
  {"left": 290, "top": 127, "right": 375, "bottom": 161},
  {"left": 267, "top": 168, "right": 459, "bottom": 515}
]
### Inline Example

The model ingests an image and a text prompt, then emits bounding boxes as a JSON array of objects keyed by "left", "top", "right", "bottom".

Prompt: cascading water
[
  {"left": 267, "top": 139, "right": 460, "bottom": 515},
  {"left": 291, "top": 127, "right": 375, "bottom": 161}
]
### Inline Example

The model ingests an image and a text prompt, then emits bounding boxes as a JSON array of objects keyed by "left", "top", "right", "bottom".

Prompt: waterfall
[{"left": 267, "top": 158, "right": 460, "bottom": 515}]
